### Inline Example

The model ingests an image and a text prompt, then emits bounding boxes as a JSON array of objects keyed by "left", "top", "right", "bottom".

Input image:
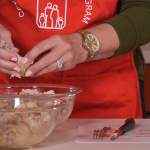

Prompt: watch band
[
  {"left": 74, "top": 30, "right": 100, "bottom": 62},
  {"left": 74, "top": 31, "right": 90, "bottom": 62}
]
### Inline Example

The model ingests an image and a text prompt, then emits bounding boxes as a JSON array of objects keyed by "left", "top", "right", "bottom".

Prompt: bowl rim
[
  {"left": 0, "top": 95, "right": 66, "bottom": 112},
  {"left": 0, "top": 83, "right": 82, "bottom": 96}
]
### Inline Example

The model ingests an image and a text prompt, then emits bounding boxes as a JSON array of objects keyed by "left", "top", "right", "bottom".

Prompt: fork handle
[{"left": 119, "top": 118, "right": 135, "bottom": 133}]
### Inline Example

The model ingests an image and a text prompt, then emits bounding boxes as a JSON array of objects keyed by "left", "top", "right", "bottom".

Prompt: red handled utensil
[{"left": 110, "top": 118, "right": 135, "bottom": 140}]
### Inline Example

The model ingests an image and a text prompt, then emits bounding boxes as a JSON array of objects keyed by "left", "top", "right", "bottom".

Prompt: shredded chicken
[
  {"left": 20, "top": 89, "right": 41, "bottom": 95},
  {"left": 20, "top": 89, "right": 55, "bottom": 95},
  {"left": 0, "top": 89, "right": 55, "bottom": 148},
  {"left": 0, "top": 88, "right": 72, "bottom": 148}
]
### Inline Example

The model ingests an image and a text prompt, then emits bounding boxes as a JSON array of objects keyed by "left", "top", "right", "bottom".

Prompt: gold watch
[{"left": 75, "top": 30, "right": 100, "bottom": 62}]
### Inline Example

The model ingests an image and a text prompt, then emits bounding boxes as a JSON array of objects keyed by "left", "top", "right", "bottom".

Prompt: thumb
[
  {"left": 0, "top": 24, "right": 19, "bottom": 53},
  {"left": 7, "top": 39, "right": 19, "bottom": 52},
  {"left": 3, "top": 38, "right": 20, "bottom": 53},
  {"left": 12, "top": 47, "right": 20, "bottom": 53}
]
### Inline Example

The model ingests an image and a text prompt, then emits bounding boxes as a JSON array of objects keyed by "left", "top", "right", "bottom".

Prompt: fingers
[
  {"left": 0, "top": 24, "right": 19, "bottom": 53},
  {"left": 0, "top": 58, "right": 20, "bottom": 73},
  {"left": 31, "top": 54, "right": 74, "bottom": 77},
  {"left": 12, "top": 48, "right": 20, "bottom": 53},
  {"left": 0, "top": 24, "right": 20, "bottom": 77},
  {"left": 0, "top": 67, "right": 21, "bottom": 78},
  {"left": 21, "top": 37, "right": 57, "bottom": 64},
  {"left": 0, "top": 47, "right": 18, "bottom": 62},
  {"left": 24, "top": 48, "right": 62, "bottom": 77},
  {"left": 0, "top": 67, "right": 14, "bottom": 75},
  {"left": 34, "top": 62, "right": 57, "bottom": 77},
  {"left": 34, "top": 54, "right": 74, "bottom": 77}
]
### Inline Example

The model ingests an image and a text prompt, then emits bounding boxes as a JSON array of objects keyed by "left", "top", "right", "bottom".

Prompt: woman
[{"left": 0, "top": 0, "right": 150, "bottom": 118}]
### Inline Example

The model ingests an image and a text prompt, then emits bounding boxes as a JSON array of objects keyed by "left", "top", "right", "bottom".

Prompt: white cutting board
[{"left": 76, "top": 124, "right": 150, "bottom": 143}]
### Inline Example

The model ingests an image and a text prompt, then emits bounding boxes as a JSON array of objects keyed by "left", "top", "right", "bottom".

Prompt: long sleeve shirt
[{"left": 105, "top": 0, "right": 150, "bottom": 80}]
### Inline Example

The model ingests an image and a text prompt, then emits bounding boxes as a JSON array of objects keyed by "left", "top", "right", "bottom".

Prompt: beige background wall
[
  {"left": 141, "top": 43, "right": 150, "bottom": 115},
  {"left": 141, "top": 42, "right": 150, "bottom": 64}
]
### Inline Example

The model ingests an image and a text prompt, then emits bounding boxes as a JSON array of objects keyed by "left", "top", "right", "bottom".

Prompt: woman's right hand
[{"left": 0, "top": 24, "right": 21, "bottom": 77}]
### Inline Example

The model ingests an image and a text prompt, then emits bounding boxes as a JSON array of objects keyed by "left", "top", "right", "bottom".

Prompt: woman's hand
[
  {"left": 21, "top": 23, "right": 120, "bottom": 78},
  {"left": 21, "top": 33, "right": 88, "bottom": 77},
  {"left": 0, "top": 24, "right": 21, "bottom": 77}
]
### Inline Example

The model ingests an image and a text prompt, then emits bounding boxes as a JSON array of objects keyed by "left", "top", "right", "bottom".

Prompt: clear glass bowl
[
  {"left": 0, "top": 83, "right": 82, "bottom": 134},
  {"left": 0, "top": 94, "right": 66, "bottom": 148}
]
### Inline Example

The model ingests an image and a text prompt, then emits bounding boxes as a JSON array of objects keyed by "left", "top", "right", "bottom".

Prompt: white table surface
[{"left": 31, "top": 119, "right": 150, "bottom": 150}]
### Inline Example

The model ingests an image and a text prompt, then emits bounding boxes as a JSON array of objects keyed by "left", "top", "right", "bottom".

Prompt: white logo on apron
[
  {"left": 36, "top": 0, "right": 67, "bottom": 29},
  {"left": 12, "top": 1, "right": 24, "bottom": 17}
]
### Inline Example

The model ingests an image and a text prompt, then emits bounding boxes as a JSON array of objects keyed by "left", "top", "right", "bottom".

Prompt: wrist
[
  {"left": 74, "top": 30, "right": 100, "bottom": 62},
  {"left": 71, "top": 33, "right": 89, "bottom": 62}
]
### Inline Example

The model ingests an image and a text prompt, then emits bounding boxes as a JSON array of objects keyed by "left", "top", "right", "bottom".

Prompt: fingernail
[
  {"left": 25, "top": 70, "right": 32, "bottom": 77},
  {"left": 13, "top": 48, "right": 19, "bottom": 52},
  {"left": 21, "top": 57, "right": 28, "bottom": 64},
  {"left": 11, "top": 57, "right": 17, "bottom": 61},
  {"left": 13, "top": 67, "right": 20, "bottom": 72}
]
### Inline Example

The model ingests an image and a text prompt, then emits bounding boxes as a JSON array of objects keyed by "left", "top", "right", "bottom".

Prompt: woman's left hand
[{"left": 21, "top": 33, "right": 88, "bottom": 77}]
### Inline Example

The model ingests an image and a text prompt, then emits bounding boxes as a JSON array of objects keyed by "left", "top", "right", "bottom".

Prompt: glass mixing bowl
[
  {"left": 0, "top": 84, "right": 82, "bottom": 127},
  {"left": 0, "top": 95, "right": 66, "bottom": 148}
]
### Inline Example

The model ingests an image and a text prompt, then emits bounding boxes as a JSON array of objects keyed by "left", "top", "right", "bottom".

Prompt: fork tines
[
  {"left": 93, "top": 127, "right": 111, "bottom": 140},
  {"left": 93, "top": 130, "right": 100, "bottom": 139}
]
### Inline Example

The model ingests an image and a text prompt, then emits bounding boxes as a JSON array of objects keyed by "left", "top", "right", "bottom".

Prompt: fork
[{"left": 93, "top": 127, "right": 111, "bottom": 140}]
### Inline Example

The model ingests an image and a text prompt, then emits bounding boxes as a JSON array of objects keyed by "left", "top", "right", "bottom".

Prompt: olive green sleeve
[{"left": 104, "top": 0, "right": 150, "bottom": 58}]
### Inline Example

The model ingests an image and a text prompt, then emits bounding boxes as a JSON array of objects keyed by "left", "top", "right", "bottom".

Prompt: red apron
[{"left": 0, "top": 0, "right": 143, "bottom": 118}]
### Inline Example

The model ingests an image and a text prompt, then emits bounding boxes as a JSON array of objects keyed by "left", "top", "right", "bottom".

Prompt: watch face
[{"left": 85, "top": 34, "right": 99, "bottom": 51}]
